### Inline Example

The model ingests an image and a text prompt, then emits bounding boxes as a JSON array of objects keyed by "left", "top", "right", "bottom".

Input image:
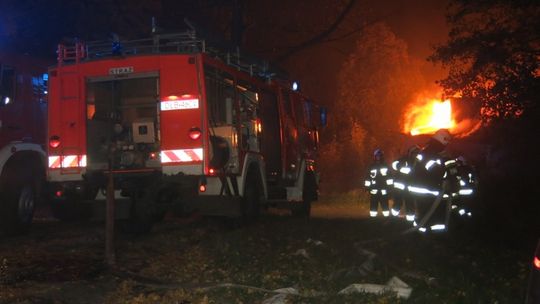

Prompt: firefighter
[
  {"left": 408, "top": 129, "right": 453, "bottom": 232},
  {"left": 391, "top": 145, "right": 421, "bottom": 221},
  {"left": 452, "top": 156, "right": 478, "bottom": 217},
  {"left": 390, "top": 156, "right": 403, "bottom": 218},
  {"left": 364, "top": 149, "right": 392, "bottom": 217}
]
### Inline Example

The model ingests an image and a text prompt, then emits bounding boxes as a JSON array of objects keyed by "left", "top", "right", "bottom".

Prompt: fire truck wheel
[
  {"left": 291, "top": 197, "right": 311, "bottom": 218},
  {"left": 154, "top": 186, "right": 179, "bottom": 221},
  {"left": 0, "top": 158, "right": 42, "bottom": 235},
  {"left": 0, "top": 184, "right": 36, "bottom": 235},
  {"left": 292, "top": 171, "right": 316, "bottom": 218},
  {"left": 241, "top": 170, "right": 262, "bottom": 223},
  {"left": 120, "top": 189, "right": 157, "bottom": 234}
]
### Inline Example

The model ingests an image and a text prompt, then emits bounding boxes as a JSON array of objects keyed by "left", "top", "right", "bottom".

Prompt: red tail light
[
  {"left": 199, "top": 184, "right": 206, "bottom": 192},
  {"left": 49, "top": 135, "right": 61, "bottom": 148},
  {"left": 534, "top": 256, "right": 540, "bottom": 269},
  {"left": 188, "top": 127, "right": 202, "bottom": 140}
]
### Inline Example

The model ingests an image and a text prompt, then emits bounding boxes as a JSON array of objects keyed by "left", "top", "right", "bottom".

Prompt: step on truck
[
  {"left": 47, "top": 31, "right": 326, "bottom": 232},
  {"left": 0, "top": 52, "right": 49, "bottom": 235}
]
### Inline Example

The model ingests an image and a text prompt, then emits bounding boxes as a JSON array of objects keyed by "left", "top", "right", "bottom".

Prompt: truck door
[
  {"left": 237, "top": 79, "right": 261, "bottom": 154},
  {"left": 47, "top": 66, "right": 86, "bottom": 173},
  {"left": 86, "top": 74, "right": 159, "bottom": 171},
  {"left": 280, "top": 90, "right": 299, "bottom": 182}
]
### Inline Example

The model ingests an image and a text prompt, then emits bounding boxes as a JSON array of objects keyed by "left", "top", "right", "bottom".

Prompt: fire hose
[
  {"left": 358, "top": 180, "right": 454, "bottom": 245},
  {"left": 401, "top": 180, "right": 451, "bottom": 235}
]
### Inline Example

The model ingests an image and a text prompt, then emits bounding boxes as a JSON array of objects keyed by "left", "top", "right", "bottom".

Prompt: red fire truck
[
  {"left": 0, "top": 52, "right": 48, "bottom": 235},
  {"left": 47, "top": 32, "right": 326, "bottom": 232}
]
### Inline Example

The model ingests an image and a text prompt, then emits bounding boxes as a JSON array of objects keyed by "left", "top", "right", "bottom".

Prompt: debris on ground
[
  {"left": 293, "top": 248, "right": 310, "bottom": 259},
  {"left": 307, "top": 238, "right": 324, "bottom": 246},
  {"left": 338, "top": 276, "right": 412, "bottom": 299},
  {"left": 262, "top": 287, "right": 300, "bottom": 304}
]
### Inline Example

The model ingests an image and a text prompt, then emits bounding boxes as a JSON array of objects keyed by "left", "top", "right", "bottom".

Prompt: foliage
[
  {"left": 320, "top": 23, "right": 424, "bottom": 192},
  {"left": 0, "top": 210, "right": 533, "bottom": 303},
  {"left": 429, "top": 1, "right": 540, "bottom": 220},
  {"left": 429, "top": 0, "right": 540, "bottom": 123}
]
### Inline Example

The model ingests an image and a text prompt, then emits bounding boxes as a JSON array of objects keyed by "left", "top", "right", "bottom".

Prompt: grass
[{"left": 0, "top": 195, "right": 535, "bottom": 304}]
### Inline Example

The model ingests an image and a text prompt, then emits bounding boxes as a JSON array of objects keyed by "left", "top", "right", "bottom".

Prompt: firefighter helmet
[
  {"left": 457, "top": 155, "right": 467, "bottom": 165},
  {"left": 432, "top": 129, "right": 452, "bottom": 146},
  {"left": 373, "top": 149, "right": 384, "bottom": 160}
]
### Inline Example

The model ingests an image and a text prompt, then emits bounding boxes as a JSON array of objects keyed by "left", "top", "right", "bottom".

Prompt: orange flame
[{"left": 403, "top": 97, "right": 456, "bottom": 136}]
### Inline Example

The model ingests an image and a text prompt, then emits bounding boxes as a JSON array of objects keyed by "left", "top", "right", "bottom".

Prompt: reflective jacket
[
  {"left": 408, "top": 150, "right": 448, "bottom": 197},
  {"left": 454, "top": 161, "right": 478, "bottom": 198},
  {"left": 364, "top": 161, "right": 393, "bottom": 195},
  {"left": 391, "top": 154, "right": 417, "bottom": 192}
]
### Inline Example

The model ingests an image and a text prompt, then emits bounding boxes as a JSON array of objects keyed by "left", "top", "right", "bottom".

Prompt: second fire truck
[
  {"left": 47, "top": 31, "right": 326, "bottom": 231},
  {"left": 0, "top": 52, "right": 48, "bottom": 235}
]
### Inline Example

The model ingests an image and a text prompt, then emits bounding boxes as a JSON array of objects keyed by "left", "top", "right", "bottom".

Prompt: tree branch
[{"left": 275, "top": 0, "right": 357, "bottom": 62}]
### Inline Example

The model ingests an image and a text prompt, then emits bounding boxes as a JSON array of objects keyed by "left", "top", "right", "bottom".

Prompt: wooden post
[{"left": 105, "top": 160, "right": 116, "bottom": 266}]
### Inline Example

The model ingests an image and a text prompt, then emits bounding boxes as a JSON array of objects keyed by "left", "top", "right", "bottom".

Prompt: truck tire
[
  {"left": 292, "top": 171, "right": 316, "bottom": 218},
  {"left": 0, "top": 173, "right": 37, "bottom": 235},
  {"left": 241, "top": 169, "right": 262, "bottom": 223},
  {"left": 119, "top": 188, "right": 157, "bottom": 234},
  {"left": 154, "top": 186, "right": 179, "bottom": 221}
]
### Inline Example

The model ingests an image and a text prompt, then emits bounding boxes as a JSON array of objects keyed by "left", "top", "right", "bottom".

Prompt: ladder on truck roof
[{"left": 56, "top": 31, "right": 288, "bottom": 82}]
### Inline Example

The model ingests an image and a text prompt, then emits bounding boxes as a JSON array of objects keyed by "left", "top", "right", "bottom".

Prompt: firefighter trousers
[
  {"left": 415, "top": 195, "right": 449, "bottom": 231},
  {"left": 392, "top": 191, "right": 403, "bottom": 215},
  {"left": 404, "top": 193, "right": 416, "bottom": 220},
  {"left": 370, "top": 192, "right": 389, "bottom": 217},
  {"left": 392, "top": 191, "right": 415, "bottom": 219}
]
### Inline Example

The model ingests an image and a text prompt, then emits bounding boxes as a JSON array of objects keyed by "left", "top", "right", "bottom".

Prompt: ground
[{"left": 0, "top": 193, "right": 535, "bottom": 304}]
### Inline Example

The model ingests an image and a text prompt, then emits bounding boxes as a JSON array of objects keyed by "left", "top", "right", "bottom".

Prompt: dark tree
[
  {"left": 430, "top": 0, "right": 540, "bottom": 234},
  {"left": 429, "top": 0, "right": 540, "bottom": 123},
  {"left": 318, "top": 23, "right": 425, "bottom": 192}
]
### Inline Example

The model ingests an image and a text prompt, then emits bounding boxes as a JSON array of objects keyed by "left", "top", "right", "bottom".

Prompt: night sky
[{"left": 0, "top": 0, "right": 449, "bottom": 78}]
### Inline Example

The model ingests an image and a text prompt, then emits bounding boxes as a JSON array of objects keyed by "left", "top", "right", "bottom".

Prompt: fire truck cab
[
  {"left": 0, "top": 52, "right": 48, "bottom": 235},
  {"left": 47, "top": 32, "right": 325, "bottom": 232}
]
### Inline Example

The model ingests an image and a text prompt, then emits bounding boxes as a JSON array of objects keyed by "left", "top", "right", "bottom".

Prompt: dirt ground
[{"left": 0, "top": 200, "right": 535, "bottom": 304}]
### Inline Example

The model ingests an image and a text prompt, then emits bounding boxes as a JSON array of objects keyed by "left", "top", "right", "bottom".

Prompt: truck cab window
[
  {"left": 32, "top": 74, "right": 48, "bottom": 104},
  {"left": 0, "top": 64, "right": 16, "bottom": 106},
  {"left": 237, "top": 79, "right": 260, "bottom": 151},
  {"left": 237, "top": 79, "right": 259, "bottom": 121}
]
